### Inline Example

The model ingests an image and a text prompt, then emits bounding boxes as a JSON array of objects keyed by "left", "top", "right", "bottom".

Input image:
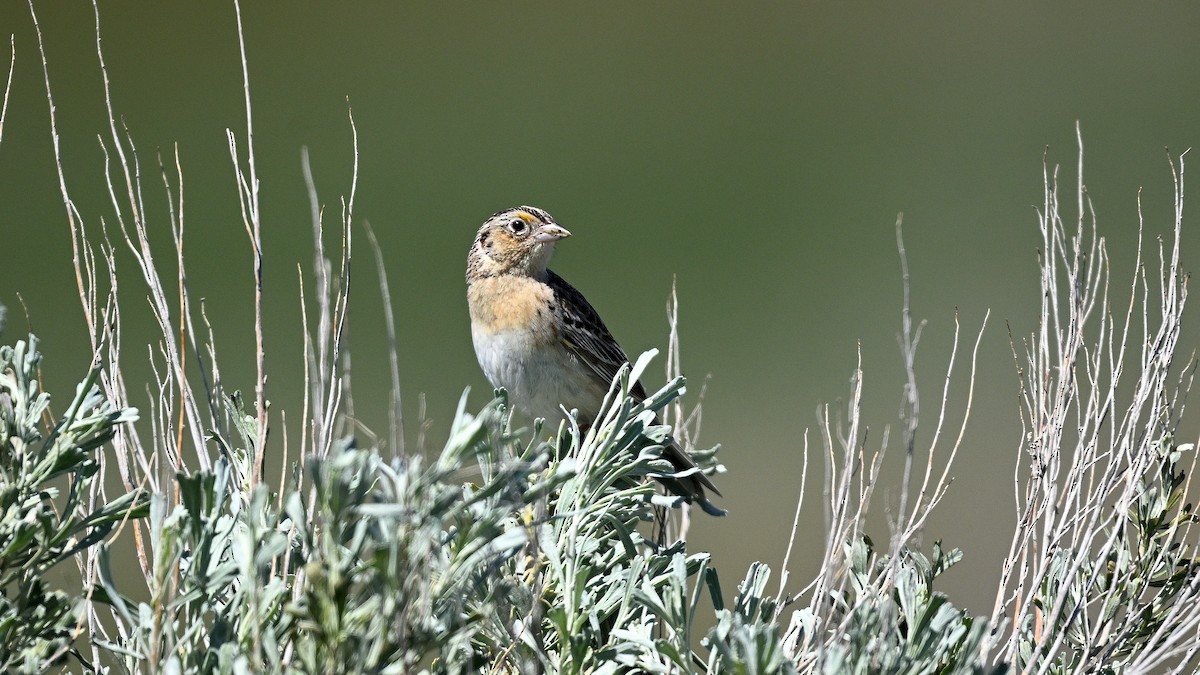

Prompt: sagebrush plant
[
  {"left": 3, "top": 2, "right": 1200, "bottom": 674},
  {"left": 0, "top": 336, "right": 149, "bottom": 672}
]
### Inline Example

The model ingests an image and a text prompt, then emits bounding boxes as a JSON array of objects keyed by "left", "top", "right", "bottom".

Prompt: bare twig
[{"left": 364, "top": 220, "right": 405, "bottom": 456}]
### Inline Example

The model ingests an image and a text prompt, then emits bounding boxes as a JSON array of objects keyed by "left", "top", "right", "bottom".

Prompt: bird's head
[{"left": 467, "top": 206, "right": 571, "bottom": 281}]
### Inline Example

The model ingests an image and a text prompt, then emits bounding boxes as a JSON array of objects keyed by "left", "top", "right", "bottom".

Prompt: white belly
[{"left": 472, "top": 326, "right": 607, "bottom": 429}]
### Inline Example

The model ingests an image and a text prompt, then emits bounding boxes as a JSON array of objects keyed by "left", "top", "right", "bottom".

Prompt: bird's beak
[{"left": 533, "top": 223, "right": 571, "bottom": 243}]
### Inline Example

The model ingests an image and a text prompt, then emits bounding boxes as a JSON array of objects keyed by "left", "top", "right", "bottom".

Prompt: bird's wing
[
  {"left": 546, "top": 270, "right": 722, "bottom": 503},
  {"left": 546, "top": 270, "right": 649, "bottom": 402}
]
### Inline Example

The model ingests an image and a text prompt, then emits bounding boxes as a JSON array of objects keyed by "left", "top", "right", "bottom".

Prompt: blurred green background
[{"left": 2, "top": 2, "right": 1199, "bottom": 618}]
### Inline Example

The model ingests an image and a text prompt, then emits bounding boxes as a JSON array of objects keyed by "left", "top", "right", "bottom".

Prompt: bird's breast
[
  {"left": 468, "top": 276, "right": 604, "bottom": 424},
  {"left": 467, "top": 276, "right": 557, "bottom": 336}
]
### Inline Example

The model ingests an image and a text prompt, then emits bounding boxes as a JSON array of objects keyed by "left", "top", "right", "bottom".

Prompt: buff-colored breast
[
  {"left": 467, "top": 275, "right": 606, "bottom": 425},
  {"left": 467, "top": 276, "right": 557, "bottom": 338}
]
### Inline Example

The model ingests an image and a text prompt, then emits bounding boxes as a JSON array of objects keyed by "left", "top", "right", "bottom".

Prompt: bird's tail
[{"left": 661, "top": 439, "right": 725, "bottom": 516}]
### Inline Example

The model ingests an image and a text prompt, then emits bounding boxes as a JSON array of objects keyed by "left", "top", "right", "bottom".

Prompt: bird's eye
[{"left": 509, "top": 219, "right": 527, "bottom": 234}]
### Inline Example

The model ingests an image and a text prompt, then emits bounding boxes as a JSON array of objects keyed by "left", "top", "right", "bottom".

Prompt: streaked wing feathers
[{"left": 546, "top": 270, "right": 648, "bottom": 402}]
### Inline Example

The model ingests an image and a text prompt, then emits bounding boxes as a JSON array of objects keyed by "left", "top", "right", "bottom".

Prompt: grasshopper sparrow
[{"left": 466, "top": 206, "right": 722, "bottom": 506}]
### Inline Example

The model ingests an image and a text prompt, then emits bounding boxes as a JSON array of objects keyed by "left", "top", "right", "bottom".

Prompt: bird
[{"left": 465, "top": 205, "right": 722, "bottom": 508}]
